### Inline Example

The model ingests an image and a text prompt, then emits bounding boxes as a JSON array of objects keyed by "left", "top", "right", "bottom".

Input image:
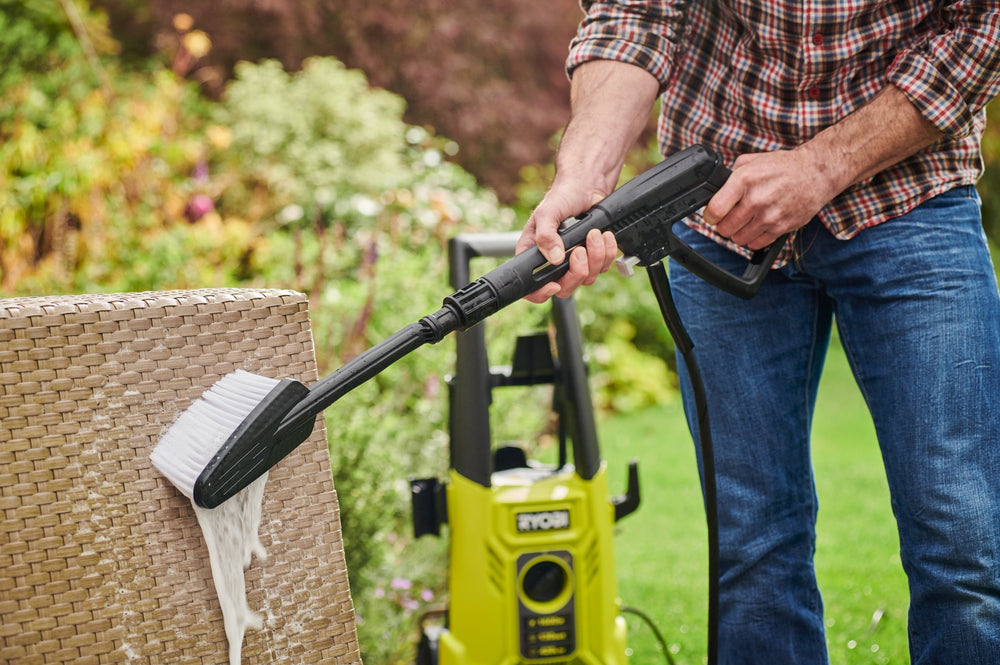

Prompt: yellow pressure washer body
[{"left": 411, "top": 233, "right": 640, "bottom": 665}]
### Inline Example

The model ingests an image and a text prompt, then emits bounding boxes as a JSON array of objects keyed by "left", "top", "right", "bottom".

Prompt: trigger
[
  {"left": 559, "top": 216, "right": 580, "bottom": 232},
  {"left": 615, "top": 255, "right": 641, "bottom": 277}
]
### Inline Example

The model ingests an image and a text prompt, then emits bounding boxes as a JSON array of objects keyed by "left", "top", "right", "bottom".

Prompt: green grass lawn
[{"left": 601, "top": 335, "right": 909, "bottom": 665}]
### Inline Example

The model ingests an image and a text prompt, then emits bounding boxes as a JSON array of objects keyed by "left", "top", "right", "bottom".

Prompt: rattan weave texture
[{"left": 0, "top": 289, "right": 361, "bottom": 665}]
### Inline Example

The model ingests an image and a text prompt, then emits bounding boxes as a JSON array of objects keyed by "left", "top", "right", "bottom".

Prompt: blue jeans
[{"left": 669, "top": 186, "right": 1000, "bottom": 664}]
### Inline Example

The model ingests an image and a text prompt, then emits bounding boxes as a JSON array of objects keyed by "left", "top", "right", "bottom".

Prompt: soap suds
[
  {"left": 151, "top": 370, "right": 281, "bottom": 663},
  {"left": 191, "top": 473, "right": 269, "bottom": 665}
]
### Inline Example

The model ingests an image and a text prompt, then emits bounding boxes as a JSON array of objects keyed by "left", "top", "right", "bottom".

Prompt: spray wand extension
[{"left": 191, "top": 144, "right": 786, "bottom": 508}]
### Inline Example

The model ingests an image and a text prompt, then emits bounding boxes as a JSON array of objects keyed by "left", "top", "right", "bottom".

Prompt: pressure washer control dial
[{"left": 517, "top": 551, "right": 576, "bottom": 660}]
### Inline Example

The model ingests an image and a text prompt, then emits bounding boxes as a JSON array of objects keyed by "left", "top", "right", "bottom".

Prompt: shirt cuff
[
  {"left": 887, "top": 49, "right": 976, "bottom": 139},
  {"left": 566, "top": 4, "right": 680, "bottom": 89}
]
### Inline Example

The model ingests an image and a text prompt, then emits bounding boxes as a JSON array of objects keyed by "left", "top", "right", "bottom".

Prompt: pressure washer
[{"left": 410, "top": 232, "right": 641, "bottom": 664}]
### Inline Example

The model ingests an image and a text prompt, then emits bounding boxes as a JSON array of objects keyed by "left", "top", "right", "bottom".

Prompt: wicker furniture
[{"left": 0, "top": 289, "right": 360, "bottom": 665}]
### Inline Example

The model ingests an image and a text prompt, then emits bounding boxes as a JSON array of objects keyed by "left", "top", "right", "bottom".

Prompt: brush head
[
  {"left": 152, "top": 371, "right": 283, "bottom": 500},
  {"left": 150, "top": 370, "right": 308, "bottom": 508},
  {"left": 193, "top": 376, "right": 311, "bottom": 509}
]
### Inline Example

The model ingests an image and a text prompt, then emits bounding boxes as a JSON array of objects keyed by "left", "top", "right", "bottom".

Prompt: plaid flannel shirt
[{"left": 569, "top": 0, "right": 1000, "bottom": 260}]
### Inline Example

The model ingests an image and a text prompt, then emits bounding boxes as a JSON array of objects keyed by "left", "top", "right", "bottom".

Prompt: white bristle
[{"left": 151, "top": 371, "right": 281, "bottom": 498}]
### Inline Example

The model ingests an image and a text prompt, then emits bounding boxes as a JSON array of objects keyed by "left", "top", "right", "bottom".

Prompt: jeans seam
[{"left": 803, "top": 290, "right": 823, "bottom": 616}]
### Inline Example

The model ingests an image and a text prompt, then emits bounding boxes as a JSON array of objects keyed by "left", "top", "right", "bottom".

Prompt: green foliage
[
  {"left": 0, "top": 2, "right": 71, "bottom": 87},
  {"left": 0, "top": 68, "right": 218, "bottom": 293},
  {"left": 0, "top": 0, "right": 222, "bottom": 295},
  {"left": 0, "top": 0, "right": 113, "bottom": 97},
  {"left": 218, "top": 58, "right": 410, "bottom": 224},
  {"left": 588, "top": 319, "right": 676, "bottom": 413},
  {"left": 92, "top": 0, "right": 583, "bottom": 201},
  {"left": 978, "top": 102, "right": 1000, "bottom": 249}
]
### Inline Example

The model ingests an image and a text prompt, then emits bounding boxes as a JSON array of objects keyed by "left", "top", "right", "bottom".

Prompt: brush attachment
[
  {"left": 152, "top": 370, "right": 297, "bottom": 665},
  {"left": 193, "top": 375, "right": 311, "bottom": 509},
  {"left": 151, "top": 370, "right": 301, "bottom": 502},
  {"left": 190, "top": 322, "right": 433, "bottom": 509}
]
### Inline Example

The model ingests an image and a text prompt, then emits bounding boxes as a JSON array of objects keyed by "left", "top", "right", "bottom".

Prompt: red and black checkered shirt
[{"left": 568, "top": 0, "right": 1000, "bottom": 254}]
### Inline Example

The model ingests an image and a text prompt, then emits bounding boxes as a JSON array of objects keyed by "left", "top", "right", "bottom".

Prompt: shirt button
[
  {"left": 808, "top": 86, "right": 822, "bottom": 100},
  {"left": 812, "top": 33, "right": 824, "bottom": 46}
]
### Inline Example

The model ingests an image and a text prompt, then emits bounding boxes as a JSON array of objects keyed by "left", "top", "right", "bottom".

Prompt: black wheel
[{"left": 416, "top": 626, "right": 441, "bottom": 665}]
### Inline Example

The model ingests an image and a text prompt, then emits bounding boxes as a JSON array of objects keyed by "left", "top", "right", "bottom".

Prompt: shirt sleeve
[
  {"left": 887, "top": 3, "right": 1000, "bottom": 139},
  {"left": 567, "top": 1, "right": 687, "bottom": 89}
]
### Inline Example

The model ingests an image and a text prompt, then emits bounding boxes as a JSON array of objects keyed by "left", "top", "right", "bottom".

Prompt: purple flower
[
  {"left": 193, "top": 160, "right": 210, "bottom": 182},
  {"left": 390, "top": 577, "right": 412, "bottom": 591},
  {"left": 184, "top": 194, "right": 214, "bottom": 222}
]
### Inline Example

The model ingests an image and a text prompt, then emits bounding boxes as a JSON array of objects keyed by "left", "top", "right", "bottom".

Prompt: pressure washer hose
[{"left": 647, "top": 262, "right": 720, "bottom": 665}]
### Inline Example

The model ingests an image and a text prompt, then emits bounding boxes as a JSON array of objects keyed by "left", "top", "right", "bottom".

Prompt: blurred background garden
[{"left": 3, "top": 2, "right": 1000, "bottom": 664}]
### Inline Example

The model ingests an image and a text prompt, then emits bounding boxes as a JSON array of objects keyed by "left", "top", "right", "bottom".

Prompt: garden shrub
[{"left": 0, "top": 1, "right": 227, "bottom": 295}]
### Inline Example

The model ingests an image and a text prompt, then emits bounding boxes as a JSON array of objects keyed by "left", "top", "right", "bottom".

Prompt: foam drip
[
  {"left": 192, "top": 474, "right": 269, "bottom": 665},
  {"left": 152, "top": 370, "right": 281, "bottom": 664}
]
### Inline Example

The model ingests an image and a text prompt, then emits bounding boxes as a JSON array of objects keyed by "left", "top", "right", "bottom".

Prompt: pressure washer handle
[
  {"left": 667, "top": 230, "right": 787, "bottom": 300},
  {"left": 441, "top": 145, "right": 785, "bottom": 327},
  {"left": 437, "top": 147, "right": 720, "bottom": 330}
]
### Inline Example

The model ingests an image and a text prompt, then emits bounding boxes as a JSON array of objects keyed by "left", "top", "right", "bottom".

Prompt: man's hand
[
  {"left": 516, "top": 180, "right": 619, "bottom": 303},
  {"left": 703, "top": 149, "right": 840, "bottom": 250},
  {"left": 704, "top": 85, "right": 943, "bottom": 249}
]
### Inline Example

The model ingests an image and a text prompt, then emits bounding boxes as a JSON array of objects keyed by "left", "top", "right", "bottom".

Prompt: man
[{"left": 517, "top": 1, "right": 1000, "bottom": 663}]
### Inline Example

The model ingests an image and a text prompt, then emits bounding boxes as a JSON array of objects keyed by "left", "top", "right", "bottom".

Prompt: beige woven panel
[{"left": 0, "top": 289, "right": 361, "bottom": 665}]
